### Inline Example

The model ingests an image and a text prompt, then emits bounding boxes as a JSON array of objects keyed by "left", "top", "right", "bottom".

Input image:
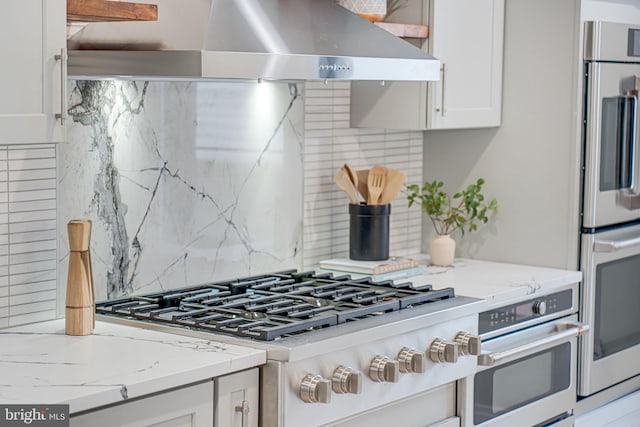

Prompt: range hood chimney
[{"left": 67, "top": 0, "right": 440, "bottom": 82}]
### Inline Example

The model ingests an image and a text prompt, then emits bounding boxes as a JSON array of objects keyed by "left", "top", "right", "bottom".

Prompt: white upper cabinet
[
  {"left": 0, "top": 0, "right": 66, "bottom": 144},
  {"left": 351, "top": 0, "right": 505, "bottom": 130}
]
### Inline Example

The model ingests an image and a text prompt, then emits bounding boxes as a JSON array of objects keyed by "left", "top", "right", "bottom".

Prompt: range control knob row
[
  {"left": 397, "top": 347, "right": 426, "bottom": 373},
  {"left": 369, "top": 355, "right": 400, "bottom": 383},
  {"left": 332, "top": 366, "right": 362, "bottom": 394},
  {"left": 429, "top": 338, "right": 459, "bottom": 364},
  {"left": 300, "top": 374, "right": 331, "bottom": 404},
  {"left": 455, "top": 332, "right": 482, "bottom": 356}
]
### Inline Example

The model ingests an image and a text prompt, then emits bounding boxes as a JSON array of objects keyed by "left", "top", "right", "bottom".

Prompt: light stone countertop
[
  {"left": 0, "top": 319, "right": 266, "bottom": 414},
  {"left": 0, "top": 258, "right": 580, "bottom": 414},
  {"left": 407, "top": 257, "right": 582, "bottom": 308}
]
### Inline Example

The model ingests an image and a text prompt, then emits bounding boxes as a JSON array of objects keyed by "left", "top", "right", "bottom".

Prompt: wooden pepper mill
[{"left": 65, "top": 219, "right": 95, "bottom": 336}]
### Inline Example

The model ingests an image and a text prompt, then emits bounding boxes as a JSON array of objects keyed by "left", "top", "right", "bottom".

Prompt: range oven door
[
  {"left": 579, "top": 223, "right": 640, "bottom": 396},
  {"left": 459, "top": 315, "right": 584, "bottom": 427},
  {"left": 582, "top": 61, "right": 640, "bottom": 228}
]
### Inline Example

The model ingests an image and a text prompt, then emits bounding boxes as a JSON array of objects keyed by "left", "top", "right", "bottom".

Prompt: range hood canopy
[{"left": 67, "top": 0, "right": 440, "bottom": 82}]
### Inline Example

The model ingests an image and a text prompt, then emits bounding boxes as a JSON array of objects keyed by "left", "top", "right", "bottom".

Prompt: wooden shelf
[
  {"left": 374, "top": 22, "right": 429, "bottom": 39},
  {"left": 67, "top": 0, "right": 158, "bottom": 23}
]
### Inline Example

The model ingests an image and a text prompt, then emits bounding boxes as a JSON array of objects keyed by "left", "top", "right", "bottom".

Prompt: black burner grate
[{"left": 96, "top": 270, "right": 454, "bottom": 341}]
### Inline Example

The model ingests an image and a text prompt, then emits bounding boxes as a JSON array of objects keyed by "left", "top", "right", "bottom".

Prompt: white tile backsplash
[
  {"left": 9, "top": 169, "right": 56, "bottom": 181},
  {"left": 301, "top": 82, "right": 423, "bottom": 269},
  {"left": 9, "top": 229, "right": 57, "bottom": 244},
  {"left": 8, "top": 158, "right": 57, "bottom": 171},
  {"left": 10, "top": 249, "right": 56, "bottom": 265},
  {"left": 9, "top": 189, "right": 56, "bottom": 202},
  {"left": 11, "top": 260, "right": 57, "bottom": 275},
  {"left": 9, "top": 209, "right": 55, "bottom": 223},
  {"left": 10, "top": 219, "right": 56, "bottom": 234},
  {"left": 10, "top": 280, "right": 56, "bottom": 296},
  {"left": 8, "top": 148, "right": 56, "bottom": 160},
  {"left": 0, "top": 144, "right": 58, "bottom": 328},
  {"left": 10, "top": 240, "right": 57, "bottom": 254},
  {"left": 9, "top": 289, "right": 56, "bottom": 306},
  {"left": 10, "top": 270, "right": 56, "bottom": 286},
  {"left": 8, "top": 310, "right": 56, "bottom": 327},
  {"left": 8, "top": 179, "right": 57, "bottom": 192}
]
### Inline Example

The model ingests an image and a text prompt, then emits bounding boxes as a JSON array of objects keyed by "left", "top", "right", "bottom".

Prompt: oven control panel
[{"left": 479, "top": 289, "right": 574, "bottom": 334}]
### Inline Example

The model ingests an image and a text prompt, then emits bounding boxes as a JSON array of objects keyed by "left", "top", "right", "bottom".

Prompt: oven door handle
[
  {"left": 593, "top": 235, "right": 640, "bottom": 252},
  {"left": 620, "top": 93, "right": 639, "bottom": 209},
  {"left": 478, "top": 322, "right": 589, "bottom": 366}
]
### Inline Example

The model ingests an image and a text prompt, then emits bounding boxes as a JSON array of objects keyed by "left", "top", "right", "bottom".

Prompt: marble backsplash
[{"left": 59, "top": 80, "right": 303, "bottom": 303}]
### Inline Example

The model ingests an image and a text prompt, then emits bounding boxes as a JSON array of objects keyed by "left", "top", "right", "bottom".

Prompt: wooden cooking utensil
[
  {"left": 335, "top": 167, "right": 360, "bottom": 204},
  {"left": 356, "top": 169, "right": 369, "bottom": 202},
  {"left": 343, "top": 163, "right": 359, "bottom": 197},
  {"left": 65, "top": 219, "right": 95, "bottom": 336},
  {"left": 379, "top": 168, "right": 407, "bottom": 205},
  {"left": 367, "top": 165, "right": 387, "bottom": 205}
]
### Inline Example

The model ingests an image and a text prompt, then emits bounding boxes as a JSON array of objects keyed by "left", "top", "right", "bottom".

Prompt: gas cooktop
[{"left": 96, "top": 270, "right": 455, "bottom": 341}]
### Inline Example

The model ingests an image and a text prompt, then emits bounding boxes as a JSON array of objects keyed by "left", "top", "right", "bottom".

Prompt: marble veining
[
  {"left": 60, "top": 81, "right": 303, "bottom": 302},
  {"left": 0, "top": 320, "right": 266, "bottom": 412}
]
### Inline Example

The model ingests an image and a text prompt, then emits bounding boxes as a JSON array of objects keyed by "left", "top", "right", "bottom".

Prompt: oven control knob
[
  {"left": 332, "top": 366, "right": 362, "bottom": 394},
  {"left": 455, "top": 332, "right": 482, "bottom": 356},
  {"left": 300, "top": 374, "right": 332, "bottom": 404},
  {"left": 397, "top": 347, "right": 426, "bottom": 373},
  {"left": 369, "top": 355, "right": 400, "bottom": 383},
  {"left": 429, "top": 338, "right": 459, "bottom": 363},
  {"left": 533, "top": 300, "right": 547, "bottom": 315}
]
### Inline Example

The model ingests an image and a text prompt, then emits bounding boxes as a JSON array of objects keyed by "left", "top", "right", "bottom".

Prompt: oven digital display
[
  {"left": 515, "top": 303, "right": 532, "bottom": 318},
  {"left": 479, "top": 289, "right": 573, "bottom": 335},
  {"left": 629, "top": 29, "right": 640, "bottom": 57}
]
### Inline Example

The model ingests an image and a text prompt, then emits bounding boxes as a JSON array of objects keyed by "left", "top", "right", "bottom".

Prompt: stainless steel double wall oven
[{"left": 580, "top": 21, "right": 640, "bottom": 397}]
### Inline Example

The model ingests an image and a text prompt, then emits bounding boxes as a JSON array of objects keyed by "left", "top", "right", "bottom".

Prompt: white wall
[
  {"left": 421, "top": 0, "right": 582, "bottom": 269},
  {"left": 582, "top": 0, "right": 640, "bottom": 23}
]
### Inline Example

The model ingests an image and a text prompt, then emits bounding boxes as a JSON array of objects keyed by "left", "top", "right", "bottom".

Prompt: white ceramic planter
[
  {"left": 337, "top": 0, "right": 387, "bottom": 21},
  {"left": 429, "top": 234, "right": 456, "bottom": 266}
]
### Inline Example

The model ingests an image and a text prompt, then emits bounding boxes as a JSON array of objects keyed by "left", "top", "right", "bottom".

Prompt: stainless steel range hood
[{"left": 67, "top": 0, "right": 440, "bottom": 82}]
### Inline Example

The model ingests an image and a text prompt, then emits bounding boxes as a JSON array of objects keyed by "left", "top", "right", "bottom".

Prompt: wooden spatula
[
  {"left": 356, "top": 169, "right": 369, "bottom": 202},
  {"left": 335, "top": 167, "right": 360, "bottom": 204},
  {"left": 379, "top": 168, "right": 407, "bottom": 205}
]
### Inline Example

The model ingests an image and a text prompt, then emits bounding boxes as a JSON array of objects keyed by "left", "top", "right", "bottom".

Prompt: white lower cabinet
[
  {"left": 574, "top": 390, "right": 640, "bottom": 427},
  {"left": 70, "top": 368, "right": 259, "bottom": 427},
  {"left": 215, "top": 368, "right": 259, "bottom": 427},
  {"left": 70, "top": 381, "right": 214, "bottom": 427}
]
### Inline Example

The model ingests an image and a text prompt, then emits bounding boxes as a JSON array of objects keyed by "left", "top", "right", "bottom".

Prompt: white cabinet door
[
  {"left": 350, "top": 0, "right": 504, "bottom": 130},
  {"left": 427, "top": 0, "right": 504, "bottom": 129},
  {"left": 0, "top": 0, "right": 66, "bottom": 144},
  {"left": 215, "top": 368, "right": 259, "bottom": 427},
  {"left": 70, "top": 381, "right": 214, "bottom": 427}
]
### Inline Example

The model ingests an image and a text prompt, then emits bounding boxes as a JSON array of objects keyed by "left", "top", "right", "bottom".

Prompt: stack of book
[{"left": 318, "top": 256, "right": 424, "bottom": 282}]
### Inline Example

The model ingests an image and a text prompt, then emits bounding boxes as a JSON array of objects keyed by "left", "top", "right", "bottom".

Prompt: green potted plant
[{"left": 406, "top": 178, "right": 498, "bottom": 266}]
